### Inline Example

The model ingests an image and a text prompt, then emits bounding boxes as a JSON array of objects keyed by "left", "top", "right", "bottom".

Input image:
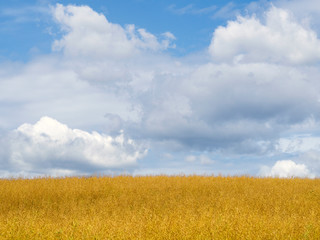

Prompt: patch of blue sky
[{"left": 0, "top": 1, "right": 55, "bottom": 61}]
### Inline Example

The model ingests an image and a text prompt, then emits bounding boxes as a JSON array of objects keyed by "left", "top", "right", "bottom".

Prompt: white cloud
[
  {"left": 168, "top": 4, "right": 217, "bottom": 15},
  {"left": 0, "top": 116, "right": 146, "bottom": 177},
  {"left": 211, "top": 2, "right": 239, "bottom": 20},
  {"left": 276, "top": 0, "right": 320, "bottom": 19},
  {"left": 199, "top": 155, "right": 215, "bottom": 165},
  {"left": 277, "top": 135, "right": 320, "bottom": 153},
  {"left": 185, "top": 155, "right": 196, "bottom": 162},
  {"left": 260, "top": 160, "right": 314, "bottom": 178},
  {"left": 0, "top": 56, "right": 140, "bottom": 132},
  {"left": 52, "top": 4, "right": 175, "bottom": 59},
  {"left": 209, "top": 6, "right": 320, "bottom": 64},
  {"left": 184, "top": 154, "right": 215, "bottom": 165}
]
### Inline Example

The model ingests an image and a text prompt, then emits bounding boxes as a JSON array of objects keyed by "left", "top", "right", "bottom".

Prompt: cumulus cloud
[
  {"left": 0, "top": 117, "right": 146, "bottom": 177},
  {"left": 52, "top": 4, "right": 175, "bottom": 59},
  {"left": 260, "top": 160, "right": 314, "bottom": 178},
  {"left": 209, "top": 6, "right": 320, "bottom": 64}
]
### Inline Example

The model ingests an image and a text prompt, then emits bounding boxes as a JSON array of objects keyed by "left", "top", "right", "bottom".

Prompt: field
[{"left": 0, "top": 175, "right": 320, "bottom": 239}]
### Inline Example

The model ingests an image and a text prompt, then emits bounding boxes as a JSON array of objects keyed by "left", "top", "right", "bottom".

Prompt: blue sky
[{"left": 1, "top": 0, "right": 320, "bottom": 178}]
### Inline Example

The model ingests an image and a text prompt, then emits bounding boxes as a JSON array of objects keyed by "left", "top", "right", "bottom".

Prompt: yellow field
[{"left": 0, "top": 176, "right": 319, "bottom": 239}]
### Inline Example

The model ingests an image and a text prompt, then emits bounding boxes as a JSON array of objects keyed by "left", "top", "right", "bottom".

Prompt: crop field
[{"left": 0, "top": 176, "right": 319, "bottom": 239}]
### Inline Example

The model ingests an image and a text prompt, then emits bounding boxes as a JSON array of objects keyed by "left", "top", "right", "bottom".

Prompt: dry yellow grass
[{"left": 0, "top": 175, "right": 319, "bottom": 239}]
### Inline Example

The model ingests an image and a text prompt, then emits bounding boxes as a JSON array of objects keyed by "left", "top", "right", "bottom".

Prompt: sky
[{"left": 1, "top": 0, "right": 320, "bottom": 178}]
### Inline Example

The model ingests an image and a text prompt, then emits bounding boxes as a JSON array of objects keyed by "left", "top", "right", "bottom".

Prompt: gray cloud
[{"left": 128, "top": 60, "right": 320, "bottom": 154}]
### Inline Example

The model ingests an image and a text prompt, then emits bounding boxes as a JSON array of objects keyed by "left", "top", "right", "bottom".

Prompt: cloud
[
  {"left": 209, "top": 6, "right": 320, "bottom": 64},
  {"left": 199, "top": 155, "right": 215, "bottom": 165},
  {"left": 0, "top": 116, "right": 146, "bottom": 177},
  {"left": 0, "top": 56, "right": 141, "bottom": 133},
  {"left": 260, "top": 160, "right": 314, "bottom": 178},
  {"left": 276, "top": 0, "right": 320, "bottom": 19},
  {"left": 184, "top": 154, "right": 215, "bottom": 165},
  {"left": 3, "top": 3, "right": 320, "bottom": 176},
  {"left": 46, "top": 4, "right": 320, "bottom": 156},
  {"left": 277, "top": 135, "right": 320, "bottom": 153},
  {"left": 167, "top": 4, "right": 217, "bottom": 15},
  {"left": 266, "top": 134, "right": 320, "bottom": 176},
  {"left": 115, "top": 6, "right": 320, "bottom": 155},
  {"left": 133, "top": 59, "right": 320, "bottom": 153},
  {"left": 185, "top": 155, "right": 196, "bottom": 162},
  {"left": 211, "top": 2, "right": 239, "bottom": 20},
  {"left": 167, "top": 4, "right": 194, "bottom": 15},
  {"left": 1, "top": 4, "right": 318, "bottom": 156},
  {"left": 52, "top": 4, "right": 175, "bottom": 59},
  {"left": 0, "top": 5, "right": 50, "bottom": 23}
]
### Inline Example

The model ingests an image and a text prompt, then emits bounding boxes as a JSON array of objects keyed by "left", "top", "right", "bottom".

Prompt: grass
[{"left": 0, "top": 175, "right": 319, "bottom": 239}]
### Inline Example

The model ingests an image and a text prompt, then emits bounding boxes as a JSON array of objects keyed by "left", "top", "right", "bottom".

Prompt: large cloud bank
[
  {"left": 1, "top": 3, "right": 320, "bottom": 177},
  {"left": 130, "top": 6, "right": 320, "bottom": 155},
  {"left": 0, "top": 117, "right": 146, "bottom": 177}
]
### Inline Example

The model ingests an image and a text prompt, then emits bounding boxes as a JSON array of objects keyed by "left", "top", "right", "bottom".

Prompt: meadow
[{"left": 0, "top": 175, "right": 319, "bottom": 239}]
